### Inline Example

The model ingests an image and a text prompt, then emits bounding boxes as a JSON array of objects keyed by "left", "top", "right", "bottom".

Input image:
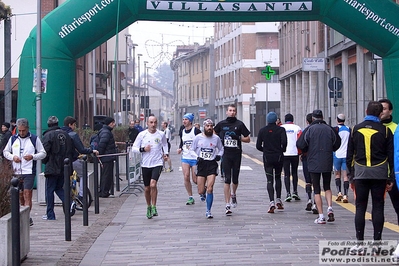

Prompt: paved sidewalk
[{"left": 22, "top": 141, "right": 399, "bottom": 265}]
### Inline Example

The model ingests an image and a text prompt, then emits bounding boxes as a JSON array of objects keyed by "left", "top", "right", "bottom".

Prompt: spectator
[
  {"left": 128, "top": 120, "right": 139, "bottom": 143},
  {"left": 97, "top": 117, "right": 117, "bottom": 198},
  {"left": 0, "top": 122, "right": 12, "bottom": 157},
  {"left": 134, "top": 119, "right": 144, "bottom": 132},
  {"left": 42, "top": 116, "right": 73, "bottom": 220},
  {"left": 3, "top": 118, "right": 46, "bottom": 226},
  {"left": 61, "top": 116, "right": 98, "bottom": 201}
]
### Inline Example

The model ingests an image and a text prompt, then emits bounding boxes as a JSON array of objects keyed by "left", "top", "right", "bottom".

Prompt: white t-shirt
[
  {"left": 281, "top": 122, "right": 302, "bottom": 156},
  {"left": 191, "top": 134, "right": 224, "bottom": 160},
  {"left": 131, "top": 129, "right": 168, "bottom": 168}
]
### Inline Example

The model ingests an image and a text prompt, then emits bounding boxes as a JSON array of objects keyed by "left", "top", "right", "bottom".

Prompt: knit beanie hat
[
  {"left": 2, "top": 122, "right": 10, "bottom": 129},
  {"left": 104, "top": 117, "right": 115, "bottom": 125},
  {"left": 183, "top": 113, "right": 194, "bottom": 123},
  {"left": 267, "top": 112, "right": 278, "bottom": 124}
]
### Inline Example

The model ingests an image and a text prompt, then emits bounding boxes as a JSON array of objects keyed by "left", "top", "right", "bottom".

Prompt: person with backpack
[
  {"left": 3, "top": 118, "right": 46, "bottom": 226},
  {"left": 42, "top": 116, "right": 73, "bottom": 220},
  {"left": 61, "top": 116, "right": 98, "bottom": 202},
  {"left": 97, "top": 117, "right": 117, "bottom": 198}
]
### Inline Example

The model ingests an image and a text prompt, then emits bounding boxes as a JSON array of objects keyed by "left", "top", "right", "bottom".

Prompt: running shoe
[
  {"left": 342, "top": 195, "right": 348, "bottom": 203},
  {"left": 29, "top": 217, "right": 34, "bottom": 226},
  {"left": 146, "top": 206, "right": 153, "bottom": 219},
  {"left": 285, "top": 193, "right": 292, "bottom": 202},
  {"left": 292, "top": 192, "right": 301, "bottom": 201},
  {"left": 312, "top": 204, "right": 319, "bottom": 214},
  {"left": 350, "top": 244, "right": 365, "bottom": 255},
  {"left": 165, "top": 168, "right": 171, "bottom": 172},
  {"left": 268, "top": 201, "right": 276, "bottom": 213},
  {"left": 336, "top": 192, "right": 343, "bottom": 202},
  {"left": 186, "top": 197, "right": 195, "bottom": 205},
  {"left": 314, "top": 217, "right": 326, "bottom": 224},
  {"left": 169, "top": 168, "right": 173, "bottom": 172},
  {"left": 200, "top": 194, "right": 206, "bottom": 202},
  {"left": 225, "top": 205, "right": 232, "bottom": 216},
  {"left": 206, "top": 210, "right": 213, "bottom": 219},
  {"left": 305, "top": 199, "right": 312, "bottom": 211},
  {"left": 151, "top": 205, "right": 158, "bottom": 216},
  {"left": 327, "top": 207, "right": 335, "bottom": 222},
  {"left": 276, "top": 198, "right": 284, "bottom": 210},
  {"left": 231, "top": 194, "right": 237, "bottom": 208}
]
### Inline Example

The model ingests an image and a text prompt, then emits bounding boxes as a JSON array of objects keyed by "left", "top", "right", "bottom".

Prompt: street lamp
[
  {"left": 124, "top": 34, "right": 131, "bottom": 125},
  {"left": 144, "top": 61, "right": 149, "bottom": 119},
  {"left": 264, "top": 61, "right": 273, "bottom": 114},
  {"left": 249, "top": 69, "right": 256, "bottom": 137}
]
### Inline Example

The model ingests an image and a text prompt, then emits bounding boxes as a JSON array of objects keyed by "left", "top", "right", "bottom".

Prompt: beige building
[
  {"left": 170, "top": 40, "right": 215, "bottom": 127},
  {"left": 214, "top": 22, "right": 280, "bottom": 135}
]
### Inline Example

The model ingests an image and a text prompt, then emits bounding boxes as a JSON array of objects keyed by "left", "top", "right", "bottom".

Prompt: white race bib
[
  {"left": 200, "top": 147, "right": 213, "bottom": 160},
  {"left": 224, "top": 138, "right": 237, "bottom": 148}
]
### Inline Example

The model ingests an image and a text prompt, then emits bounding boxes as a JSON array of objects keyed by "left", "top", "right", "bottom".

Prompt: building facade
[
  {"left": 213, "top": 22, "right": 280, "bottom": 136},
  {"left": 279, "top": 21, "right": 389, "bottom": 129},
  {"left": 170, "top": 40, "right": 215, "bottom": 129}
]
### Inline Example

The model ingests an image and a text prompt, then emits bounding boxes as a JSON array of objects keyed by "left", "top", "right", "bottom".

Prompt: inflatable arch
[{"left": 18, "top": 0, "right": 399, "bottom": 129}]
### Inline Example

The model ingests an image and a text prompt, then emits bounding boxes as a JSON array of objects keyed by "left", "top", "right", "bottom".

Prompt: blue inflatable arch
[{"left": 18, "top": 0, "right": 399, "bottom": 128}]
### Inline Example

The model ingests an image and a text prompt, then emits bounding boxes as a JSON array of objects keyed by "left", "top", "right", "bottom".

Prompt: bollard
[
  {"left": 115, "top": 156, "right": 120, "bottom": 192},
  {"left": 63, "top": 158, "right": 71, "bottom": 241},
  {"left": 82, "top": 155, "right": 89, "bottom": 226},
  {"left": 93, "top": 156, "right": 99, "bottom": 214},
  {"left": 11, "top": 177, "right": 21, "bottom": 266}
]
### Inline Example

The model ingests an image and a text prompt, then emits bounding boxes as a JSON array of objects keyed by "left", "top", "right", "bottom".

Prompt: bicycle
[{"left": 70, "top": 170, "right": 93, "bottom": 216}]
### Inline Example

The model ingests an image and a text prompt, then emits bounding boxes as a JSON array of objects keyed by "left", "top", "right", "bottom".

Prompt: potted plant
[{"left": 0, "top": 160, "right": 30, "bottom": 265}]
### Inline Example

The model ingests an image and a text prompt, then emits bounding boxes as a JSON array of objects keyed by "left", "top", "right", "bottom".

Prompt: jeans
[{"left": 45, "top": 174, "right": 65, "bottom": 220}]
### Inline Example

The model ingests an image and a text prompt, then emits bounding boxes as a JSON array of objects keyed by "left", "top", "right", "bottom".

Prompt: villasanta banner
[{"left": 146, "top": 1, "right": 313, "bottom": 12}]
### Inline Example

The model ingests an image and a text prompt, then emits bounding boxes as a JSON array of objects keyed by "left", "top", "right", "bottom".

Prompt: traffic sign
[
  {"left": 328, "top": 77, "right": 343, "bottom": 91},
  {"left": 140, "top": 113, "right": 144, "bottom": 121}
]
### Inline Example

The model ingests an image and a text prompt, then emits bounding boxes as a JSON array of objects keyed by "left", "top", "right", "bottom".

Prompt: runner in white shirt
[
  {"left": 191, "top": 119, "right": 224, "bottom": 218},
  {"left": 132, "top": 116, "right": 169, "bottom": 219},
  {"left": 281, "top": 113, "right": 302, "bottom": 202},
  {"left": 161, "top": 121, "right": 173, "bottom": 172}
]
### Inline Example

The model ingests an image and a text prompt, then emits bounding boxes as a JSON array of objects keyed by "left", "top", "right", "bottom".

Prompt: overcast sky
[{"left": 129, "top": 21, "right": 214, "bottom": 72}]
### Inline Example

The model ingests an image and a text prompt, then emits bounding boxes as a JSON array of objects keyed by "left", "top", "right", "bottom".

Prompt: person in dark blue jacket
[
  {"left": 97, "top": 117, "right": 117, "bottom": 198},
  {"left": 61, "top": 116, "right": 98, "bottom": 200}
]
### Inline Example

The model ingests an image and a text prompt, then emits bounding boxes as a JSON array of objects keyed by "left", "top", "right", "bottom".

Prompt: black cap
[
  {"left": 2, "top": 122, "right": 10, "bottom": 129},
  {"left": 312, "top": 109, "right": 323, "bottom": 119},
  {"left": 284, "top": 113, "right": 294, "bottom": 122}
]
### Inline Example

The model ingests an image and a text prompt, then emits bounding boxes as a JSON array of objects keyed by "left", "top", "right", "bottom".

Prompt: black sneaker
[
  {"left": 29, "top": 218, "right": 34, "bottom": 226},
  {"left": 285, "top": 193, "right": 292, "bottom": 202},
  {"left": 225, "top": 205, "right": 232, "bottom": 216},
  {"left": 305, "top": 199, "right": 312, "bottom": 211},
  {"left": 292, "top": 192, "right": 301, "bottom": 201}
]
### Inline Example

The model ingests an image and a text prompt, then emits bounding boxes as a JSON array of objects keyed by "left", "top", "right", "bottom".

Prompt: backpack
[
  {"left": 11, "top": 134, "right": 37, "bottom": 149},
  {"left": 90, "top": 131, "right": 101, "bottom": 150}
]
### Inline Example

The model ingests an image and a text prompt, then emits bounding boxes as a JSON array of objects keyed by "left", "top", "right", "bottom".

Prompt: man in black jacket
[
  {"left": 61, "top": 116, "right": 98, "bottom": 201},
  {"left": 42, "top": 116, "right": 73, "bottom": 220},
  {"left": 297, "top": 110, "right": 341, "bottom": 224},
  {"left": 97, "top": 117, "right": 117, "bottom": 198},
  {"left": 256, "top": 112, "right": 287, "bottom": 213}
]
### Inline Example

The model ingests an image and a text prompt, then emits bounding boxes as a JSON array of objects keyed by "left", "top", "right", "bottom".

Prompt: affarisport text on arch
[
  {"left": 146, "top": 1, "right": 313, "bottom": 12},
  {"left": 58, "top": 0, "right": 115, "bottom": 39},
  {"left": 343, "top": 0, "right": 399, "bottom": 37}
]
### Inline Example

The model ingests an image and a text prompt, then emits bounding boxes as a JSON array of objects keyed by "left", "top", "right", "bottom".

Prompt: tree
[
  {"left": 0, "top": 0, "right": 11, "bottom": 21},
  {"left": 153, "top": 62, "right": 173, "bottom": 92}
]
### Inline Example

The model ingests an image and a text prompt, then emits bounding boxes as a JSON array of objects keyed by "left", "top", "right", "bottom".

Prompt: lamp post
[
  {"left": 144, "top": 61, "right": 149, "bottom": 119},
  {"left": 249, "top": 69, "right": 256, "bottom": 137},
  {"left": 264, "top": 61, "right": 273, "bottom": 115},
  {"left": 146, "top": 66, "right": 151, "bottom": 116},
  {"left": 131, "top": 43, "right": 138, "bottom": 122},
  {"left": 124, "top": 34, "right": 131, "bottom": 125},
  {"left": 137, "top": 54, "right": 143, "bottom": 120}
]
